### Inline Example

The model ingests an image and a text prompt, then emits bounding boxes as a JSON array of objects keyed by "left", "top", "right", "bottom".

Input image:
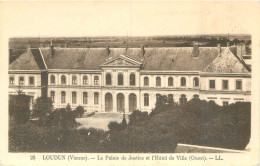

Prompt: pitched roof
[
  {"left": 203, "top": 48, "right": 249, "bottom": 73},
  {"left": 39, "top": 47, "right": 226, "bottom": 71},
  {"left": 9, "top": 48, "right": 46, "bottom": 70},
  {"left": 10, "top": 46, "right": 250, "bottom": 73}
]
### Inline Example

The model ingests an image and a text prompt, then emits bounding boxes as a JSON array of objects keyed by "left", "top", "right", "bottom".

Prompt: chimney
[
  {"left": 141, "top": 45, "right": 145, "bottom": 57},
  {"left": 106, "top": 45, "right": 110, "bottom": 57},
  {"left": 217, "top": 44, "right": 221, "bottom": 55},
  {"left": 226, "top": 42, "right": 230, "bottom": 47},
  {"left": 50, "top": 39, "right": 54, "bottom": 57},
  {"left": 27, "top": 45, "right": 31, "bottom": 50},
  {"left": 192, "top": 41, "right": 199, "bottom": 57},
  {"left": 237, "top": 43, "right": 246, "bottom": 59}
]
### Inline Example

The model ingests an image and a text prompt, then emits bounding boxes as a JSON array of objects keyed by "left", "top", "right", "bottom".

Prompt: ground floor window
[
  {"left": 223, "top": 101, "right": 229, "bottom": 106},
  {"left": 144, "top": 93, "right": 149, "bottom": 106},
  {"left": 72, "top": 92, "right": 77, "bottom": 104},
  {"left": 61, "top": 91, "right": 66, "bottom": 103},
  {"left": 83, "top": 92, "right": 88, "bottom": 104},
  {"left": 94, "top": 92, "right": 99, "bottom": 104},
  {"left": 51, "top": 91, "right": 55, "bottom": 103},
  {"left": 179, "top": 94, "right": 187, "bottom": 105}
]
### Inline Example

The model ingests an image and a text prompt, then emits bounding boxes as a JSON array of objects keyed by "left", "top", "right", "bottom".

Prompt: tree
[
  {"left": 9, "top": 94, "right": 31, "bottom": 124},
  {"left": 32, "top": 96, "right": 53, "bottom": 125},
  {"left": 75, "top": 106, "right": 84, "bottom": 118}
]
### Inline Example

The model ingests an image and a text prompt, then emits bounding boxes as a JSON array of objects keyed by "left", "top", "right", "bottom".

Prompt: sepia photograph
[{"left": 0, "top": 1, "right": 259, "bottom": 166}]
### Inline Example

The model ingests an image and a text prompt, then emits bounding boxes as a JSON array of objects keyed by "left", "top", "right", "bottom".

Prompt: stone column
[
  {"left": 112, "top": 92, "right": 117, "bottom": 112},
  {"left": 125, "top": 93, "right": 129, "bottom": 113}
]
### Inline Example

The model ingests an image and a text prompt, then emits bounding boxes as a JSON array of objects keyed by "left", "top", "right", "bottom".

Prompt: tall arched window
[
  {"left": 72, "top": 91, "right": 77, "bottom": 104},
  {"left": 156, "top": 94, "right": 161, "bottom": 103},
  {"left": 50, "top": 75, "right": 55, "bottom": 84},
  {"left": 144, "top": 77, "right": 149, "bottom": 86},
  {"left": 156, "top": 77, "right": 161, "bottom": 87},
  {"left": 193, "top": 77, "right": 199, "bottom": 87},
  {"left": 168, "top": 94, "right": 173, "bottom": 102},
  {"left": 51, "top": 91, "right": 55, "bottom": 103},
  {"left": 61, "top": 91, "right": 66, "bottom": 103},
  {"left": 94, "top": 92, "right": 99, "bottom": 104},
  {"left": 179, "top": 94, "right": 187, "bottom": 105},
  {"left": 106, "top": 73, "right": 112, "bottom": 85},
  {"left": 61, "top": 75, "right": 66, "bottom": 84},
  {"left": 130, "top": 73, "right": 135, "bottom": 86},
  {"left": 168, "top": 77, "right": 173, "bottom": 87},
  {"left": 83, "top": 92, "right": 88, "bottom": 104},
  {"left": 94, "top": 76, "right": 99, "bottom": 85},
  {"left": 118, "top": 73, "right": 123, "bottom": 85},
  {"left": 144, "top": 93, "right": 149, "bottom": 106},
  {"left": 83, "top": 75, "right": 88, "bottom": 85},
  {"left": 72, "top": 75, "right": 77, "bottom": 85},
  {"left": 181, "top": 77, "right": 186, "bottom": 86}
]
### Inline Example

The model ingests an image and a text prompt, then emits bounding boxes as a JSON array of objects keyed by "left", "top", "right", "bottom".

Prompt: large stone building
[{"left": 8, "top": 43, "right": 251, "bottom": 113}]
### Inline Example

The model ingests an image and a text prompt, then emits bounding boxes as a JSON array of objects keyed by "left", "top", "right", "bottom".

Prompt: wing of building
[{"left": 9, "top": 43, "right": 251, "bottom": 113}]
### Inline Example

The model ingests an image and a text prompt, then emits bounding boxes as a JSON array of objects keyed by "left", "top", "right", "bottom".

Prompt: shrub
[
  {"left": 128, "top": 110, "right": 149, "bottom": 126},
  {"left": 74, "top": 106, "right": 85, "bottom": 118},
  {"left": 108, "top": 121, "right": 123, "bottom": 131}
]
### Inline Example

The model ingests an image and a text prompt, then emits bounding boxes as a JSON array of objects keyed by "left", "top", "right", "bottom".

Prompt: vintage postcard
[{"left": 0, "top": 1, "right": 259, "bottom": 166}]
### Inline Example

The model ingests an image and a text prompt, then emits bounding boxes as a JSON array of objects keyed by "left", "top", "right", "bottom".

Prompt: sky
[{"left": 0, "top": 1, "right": 259, "bottom": 37}]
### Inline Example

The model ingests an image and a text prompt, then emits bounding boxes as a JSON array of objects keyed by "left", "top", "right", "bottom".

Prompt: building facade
[{"left": 9, "top": 43, "right": 251, "bottom": 113}]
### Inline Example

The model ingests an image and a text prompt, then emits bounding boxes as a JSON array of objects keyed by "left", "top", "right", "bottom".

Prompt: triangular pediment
[{"left": 101, "top": 54, "right": 142, "bottom": 67}]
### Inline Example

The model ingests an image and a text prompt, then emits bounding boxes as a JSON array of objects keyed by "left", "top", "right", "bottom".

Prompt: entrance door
[
  {"left": 105, "top": 93, "right": 113, "bottom": 112},
  {"left": 129, "top": 93, "right": 137, "bottom": 113},
  {"left": 117, "top": 93, "right": 125, "bottom": 113}
]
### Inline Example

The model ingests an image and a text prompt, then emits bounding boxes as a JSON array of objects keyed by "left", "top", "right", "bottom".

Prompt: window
[
  {"left": 223, "top": 101, "right": 228, "bottom": 106},
  {"left": 50, "top": 75, "right": 55, "bottom": 84},
  {"left": 72, "top": 75, "right": 77, "bottom": 85},
  {"left": 83, "top": 76, "right": 88, "bottom": 85},
  {"left": 236, "top": 80, "right": 242, "bottom": 90},
  {"left": 94, "top": 76, "right": 99, "bottom": 85},
  {"left": 193, "top": 77, "right": 199, "bottom": 87},
  {"left": 61, "top": 75, "right": 66, "bottom": 84},
  {"left": 19, "top": 77, "right": 24, "bottom": 85},
  {"left": 9, "top": 76, "right": 14, "bottom": 85},
  {"left": 209, "top": 80, "right": 215, "bottom": 89},
  {"left": 156, "top": 77, "right": 161, "bottom": 87},
  {"left": 181, "top": 77, "right": 186, "bottom": 86},
  {"left": 144, "top": 93, "right": 149, "bottom": 106},
  {"left": 179, "top": 94, "right": 187, "bottom": 105},
  {"left": 29, "top": 77, "right": 34, "bottom": 85},
  {"left": 51, "top": 91, "right": 55, "bottom": 103},
  {"left": 106, "top": 73, "right": 112, "bottom": 85},
  {"left": 144, "top": 77, "right": 149, "bottom": 86},
  {"left": 222, "top": 80, "right": 229, "bottom": 90},
  {"left": 61, "top": 91, "right": 66, "bottom": 103},
  {"left": 168, "top": 94, "right": 173, "bottom": 102},
  {"left": 94, "top": 92, "right": 99, "bottom": 104},
  {"left": 130, "top": 73, "right": 136, "bottom": 86},
  {"left": 72, "top": 92, "right": 77, "bottom": 104},
  {"left": 118, "top": 73, "right": 123, "bottom": 85},
  {"left": 83, "top": 92, "right": 88, "bottom": 104},
  {"left": 156, "top": 94, "right": 161, "bottom": 103},
  {"left": 168, "top": 77, "right": 173, "bottom": 87}
]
